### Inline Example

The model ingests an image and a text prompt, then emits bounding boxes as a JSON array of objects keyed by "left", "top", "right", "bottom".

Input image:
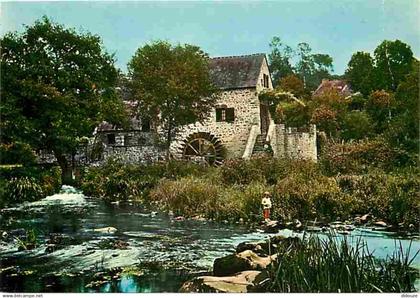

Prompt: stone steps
[{"left": 252, "top": 134, "right": 267, "bottom": 155}]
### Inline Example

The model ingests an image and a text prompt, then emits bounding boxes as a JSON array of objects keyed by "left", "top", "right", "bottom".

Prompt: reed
[{"left": 269, "top": 233, "right": 419, "bottom": 293}]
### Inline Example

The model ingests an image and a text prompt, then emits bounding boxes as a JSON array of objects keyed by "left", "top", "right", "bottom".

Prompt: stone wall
[
  {"left": 170, "top": 88, "right": 261, "bottom": 159},
  {"left": 96, "top": 131, "right": 164, "bottom": 164},
  {"left": 256, "top": 57, "right": 273, "bottom": 92},
  {"left": 101, "top": 145, "right": 165, "bottom": 164},
  {"left": 271, "top": 124, "right": 317, "bottom": 161}
]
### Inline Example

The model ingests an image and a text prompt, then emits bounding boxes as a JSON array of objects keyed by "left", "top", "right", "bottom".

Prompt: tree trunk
[{"left": 54, "top": 152, "right": 73, "bottom": 185}]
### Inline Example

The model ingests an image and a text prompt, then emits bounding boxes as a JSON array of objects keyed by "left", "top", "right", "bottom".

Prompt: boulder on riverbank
[
  {"left": 213, "top": 250, "right": 276, "bottom": 276},
  {"left": 236, "top": 235, "right": 300, "bottom": 257},
  {"left": 179, "top": 270, "right": 268, "bottom": 293}
]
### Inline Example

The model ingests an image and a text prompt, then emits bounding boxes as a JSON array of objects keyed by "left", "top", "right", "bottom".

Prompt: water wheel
[{"left": 179, "top": 132, "right": 225, "bottom": 166}]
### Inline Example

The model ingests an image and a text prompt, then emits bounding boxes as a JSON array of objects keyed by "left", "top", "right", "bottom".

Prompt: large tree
[
  {"left": 374, "top": 40, "right": 414, "bottom": 91},
  {"left": 1, "top": 17, "right": 126, "bottom": 182},
  {"left": 345, "top": 51, "right": 375, "bottom": 96},
  {"left": 268, "top": 37, "right": 334, "bottom": 91},
  {"left": 295, "top": 43, "right": 333, "bottom": 90},
  {"left": 268, "top": 37, "right": 294, "bottom": 85},
  {"left": 128, "top": 41, "right": 217, "bottom": 158}
]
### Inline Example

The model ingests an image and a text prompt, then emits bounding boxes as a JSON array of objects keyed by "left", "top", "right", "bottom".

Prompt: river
[{"left": 0, "top": 186, "right": 419, "bottom": 292}]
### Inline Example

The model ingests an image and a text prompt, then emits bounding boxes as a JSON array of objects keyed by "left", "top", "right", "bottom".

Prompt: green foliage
[
  {"left": 1, "top": 16, "right": 127, "bottom": 177},
  {"left": 84, "top": 156, "right": 419, "bottom": 226},
  {"left": 128, "top": 40, "right": 217, "bottom": 153},
  {"left": 268, "top": 37, "right": 334, "bottom": 90},
  {"left": 273, "top": 163, "right": 343, "bottom": 221},
  {"left": 365, "top": 90, "right": 394, "bottom": 133},
  {"left": 374, "top": 40, "right": 414, "bottom": 91},
  {"left": 345, "top": 40, "right": 414, "bottom": 94},
  {"left": 0, "top": 142, "right": 36, "bottom": 165},
  {"left": 345, "top": 51, "right": 375, "bottom": 96},
  {"left": 340, "top": 111, "right": 374, "bottom": 141},
  {"left": 384, "top": 60, "right": 420, "bottom": 153},
  {"left": 269, "top": 234, "right": 418, "bottom": 292},
  {"left": 295, "top": 43, "right": 334, "bottom": 90},
  {"left": 16, "top": 229, "right": 39, "bottom": 251},
  {"left": 336, "top": 171, "right": 419, "bottom": 226},
  {"left": 268, "top": 37, "right": 294, "bottom": 85},
  {"left": 80, "top": 158, "right": 208, "bottom": 202},
  {"left": 4, "top": 177, "right": 44, "bottom": 204},
  {"left": 320, "top": 138, "right": 409, "bottom": 175},
  {"left": 150, "top": 176, "right": 270, "bottom": 221},
  {"left": 0, "top": 165, "right": 61, "bottom": 207},
  {"left": 276, "top": 101, "right": 310, "bottom": 127}
]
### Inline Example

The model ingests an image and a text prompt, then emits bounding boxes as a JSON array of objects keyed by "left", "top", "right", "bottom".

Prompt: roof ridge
[{"left": 211, "top": 53, "right": 266, "bottom": 60}]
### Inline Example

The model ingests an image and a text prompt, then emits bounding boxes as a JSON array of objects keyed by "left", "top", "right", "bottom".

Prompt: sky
[{"left": 1, "top": 0, "right": 419, "bottom": 75}]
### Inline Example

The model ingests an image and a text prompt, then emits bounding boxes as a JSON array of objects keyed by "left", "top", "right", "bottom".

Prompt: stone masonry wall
[
  {"left": 272, "top": 124, "right": 317, "bottom": 161},
  {"left": 171, "top": 88, "right": 261, "bottom": 159}
]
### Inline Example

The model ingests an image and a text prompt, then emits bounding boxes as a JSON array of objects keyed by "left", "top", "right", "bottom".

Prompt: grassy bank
[{"left": 80, "top": 156, "right": 419, "bottom": 227}]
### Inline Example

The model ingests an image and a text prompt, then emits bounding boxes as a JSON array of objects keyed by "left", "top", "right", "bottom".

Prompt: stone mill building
[{"left": 95, "top": 53, "right": 317, "bottom": 165}]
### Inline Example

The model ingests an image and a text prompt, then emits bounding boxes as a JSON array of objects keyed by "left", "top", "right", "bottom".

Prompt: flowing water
[{"left": 0, "top": 186, "right": 419, "bottom": 293}]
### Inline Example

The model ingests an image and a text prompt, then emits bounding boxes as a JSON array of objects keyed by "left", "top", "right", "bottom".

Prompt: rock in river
[
  {"left": 213, "top": 250, "right": 276, "bottom": 276},
  {"left": 180, "top": 270, "right": 268, "bottom": 293},
  {"left": 93, "top": 227, "right": 118, "bottom": 234}
]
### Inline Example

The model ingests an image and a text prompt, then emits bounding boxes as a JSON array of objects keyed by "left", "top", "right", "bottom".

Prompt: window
[
  {"left": 107, "top": 134, "right": 116, "bottom": 145},
  {"left": 141, "top": 118, "right": 151, "bottom": 132},
  {"left": 124, "top": 135, "right": 131, "bottom": 146},
  {"left": 138, "top": 136, "right": 147, "bottom": 146},
  {"left": 216, "top": 108, "right": 234, "bottom": 123},
  {"left": 263, "top": 74, "right": 269, "bottom": 88}
]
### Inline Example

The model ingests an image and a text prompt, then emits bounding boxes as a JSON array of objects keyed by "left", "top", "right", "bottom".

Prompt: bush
[
  {"left": 0, "top": 165, "right": 61, "bottom": 207},
  {"left": 4, "top": 177, "right": 44, "bottom": 204},
  {"left": 340, "top": 110, "right": 374, "bottom": 141},
  {"left": 0, "top": 142, "right": 36, "bottom": 165},
  {"left": 273, "top": 167, "right": 343, "bottom": 221},
  {"left": 336, "top": 171, "right": 420, "bottom": 226},
  {"left": 219, "top": 157, "right": 297, "bottom": 186},
  {"left": 149, "top": 176, "right": 220, "bottom": 217},
  {"left": 320, "top": 138, "right": 408, "bottom": 175},
  {"left": 81, "top": 158, "right": 209, "bottom": 202},
  {"left": 150, "top": 176, "right": 271, "bottom": 221}
]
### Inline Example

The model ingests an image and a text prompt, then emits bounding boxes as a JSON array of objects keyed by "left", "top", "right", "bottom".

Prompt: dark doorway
[{"left": 260, "top": 103, "right": 270, "bottom": 136}]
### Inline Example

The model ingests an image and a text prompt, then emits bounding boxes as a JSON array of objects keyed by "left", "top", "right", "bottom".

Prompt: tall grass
[{"left": 269, "top": 233, "right": 419, "bottom": 293}]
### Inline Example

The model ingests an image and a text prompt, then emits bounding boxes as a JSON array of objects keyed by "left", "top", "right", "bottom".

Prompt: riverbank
[{"left": 80, "top": 157, "right": 419, "bottom": 230}]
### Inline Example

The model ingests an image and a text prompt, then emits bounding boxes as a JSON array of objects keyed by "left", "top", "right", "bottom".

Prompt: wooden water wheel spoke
[
  {"left": 187, "top": 143, "right": 199, "bottom": 155},
  {"left": 181, "top": 132, "right": 225, "bottom": 166}
]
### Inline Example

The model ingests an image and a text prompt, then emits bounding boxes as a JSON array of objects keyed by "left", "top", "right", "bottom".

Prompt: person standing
[{"left": 261, "top": 191, "right": 272, "bottom": 221}]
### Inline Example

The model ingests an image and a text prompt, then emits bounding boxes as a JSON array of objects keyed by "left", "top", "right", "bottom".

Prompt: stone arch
[{"left": 178, "top": 132, "right": 225, "bottom": 166}]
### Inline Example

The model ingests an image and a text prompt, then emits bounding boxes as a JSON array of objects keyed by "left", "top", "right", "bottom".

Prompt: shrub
[
  {"left": 149, "top": 176, "right": 219, "bottom": 217},
  {"left": 340, "top": 110, "right": 374, "bottom": 141},
  {"left": 4, "top": 177, "right": 44, "bottom": 204},
  {"left": 219, "top": 157, "right": 296, "bottom": 186},
  {"left": 273, "top": 169, "right": 342, "bottom": 221},
  {"left": 336, "top": 171, "right": 420, "bottom": 226},
  {"left": 0, "top": 165, "right": 61, "bottom": 207},
  {"left": 219, "top": 158, "right": 266, "bottom": 185},
  {"left": 150, "top": 175, "right": 271, "bottom": 221},
  {"left": 320, "top": 138, "right": 407, "bottom": 175},
  {"left": 0, "top": 142, "right": 36, "bottom": 165},
  {"left": 81, "top": 159, "right": 209, "bottom": 202}
]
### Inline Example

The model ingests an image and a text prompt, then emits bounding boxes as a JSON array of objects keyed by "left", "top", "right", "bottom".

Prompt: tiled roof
[
  {"left": 209, "top": 53, "right": 266, "bottom": 89},
  {"left": 313, "top": 79, "right": 353, "bottom": 97}
]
